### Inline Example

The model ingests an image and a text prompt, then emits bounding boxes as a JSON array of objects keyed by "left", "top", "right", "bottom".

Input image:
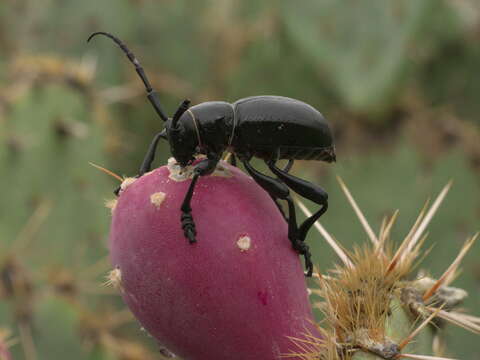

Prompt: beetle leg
[
  {"left": 271, "top": 197, "right": 288, "bottom": 221},
  {"left": 242, "top": 160, "right": 314, "bottom": 276},
  {"left": 268, "top": 161, "right": 328, "bottom": 244},
  {"left": 242, "top": 160, "right": 296, "bottom": 237},
  {"left": 275, "top": 148, "right": 293, "bottom": 173},
  {"left": 180, "top": 173, "right": 200, "bottom": 243},
  {"left": 283, "top": 159, "right": 294, "bottom": 173},
  {"left": 139, "top": 130, "right": 168, "bottom": 176},
  {"left": 180, "top": 156, "right": 219, "bottom": 243},
  {"left": 268, "top": 159, "right": 293, "bottom": 215},
  {"left": 113, "top": 131, "right": 167, "bottom": 196}
]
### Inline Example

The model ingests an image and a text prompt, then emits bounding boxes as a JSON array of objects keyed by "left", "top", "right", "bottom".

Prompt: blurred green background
[{"left": 0, "top": 0, "right": 479, "bottom": 359}]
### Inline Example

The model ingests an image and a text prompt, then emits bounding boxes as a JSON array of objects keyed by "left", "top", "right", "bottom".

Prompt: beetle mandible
[{"left": 88, "top": 32, "right": 336, "bottom": 277}]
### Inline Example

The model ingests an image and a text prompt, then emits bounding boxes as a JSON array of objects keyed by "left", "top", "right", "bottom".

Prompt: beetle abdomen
[
  {"left": 246, "top": 145, "right": 335, "bottom": 162},
  {"left": 232, "top": 96, "right": 335, "bottom": 162},
  {"left": 278, "top": 145, "right": 335, "bottom": 161}
]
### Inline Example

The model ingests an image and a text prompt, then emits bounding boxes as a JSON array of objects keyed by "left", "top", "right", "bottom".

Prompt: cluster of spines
[{"left": 287, "top": 179, "right": 479, "bottom": 360}]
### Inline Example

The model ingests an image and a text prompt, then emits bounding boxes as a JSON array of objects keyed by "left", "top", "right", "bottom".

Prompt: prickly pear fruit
[{"left": 109, "top": 159, "right": 318, "bottom": 360}]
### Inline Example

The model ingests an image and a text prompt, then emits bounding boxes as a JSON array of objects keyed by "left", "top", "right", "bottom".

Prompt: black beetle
[{"left": 88, "top": 32, "right": 335, "bottom": 276}]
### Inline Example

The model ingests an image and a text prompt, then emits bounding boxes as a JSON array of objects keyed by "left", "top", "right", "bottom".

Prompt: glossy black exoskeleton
[{"left": 88, "top": 32, "right": 336, "bottom": 276}]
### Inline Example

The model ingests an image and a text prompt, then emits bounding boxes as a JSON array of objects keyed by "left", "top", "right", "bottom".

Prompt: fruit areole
[{"left": 108, "top": 159, "right": 319, "bottom": 360}]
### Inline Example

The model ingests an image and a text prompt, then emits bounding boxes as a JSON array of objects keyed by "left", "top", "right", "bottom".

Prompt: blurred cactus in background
[{"left": 0, "top": 0, "right": 479, "bottom": 359}]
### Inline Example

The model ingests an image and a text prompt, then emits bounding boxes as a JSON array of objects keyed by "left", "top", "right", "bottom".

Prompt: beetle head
[
  {"left": 167, "top": 121, "right": 198, "bottom": 167},
  {"left": 167, "top": 100, "right": 199, "bottom": 167}
]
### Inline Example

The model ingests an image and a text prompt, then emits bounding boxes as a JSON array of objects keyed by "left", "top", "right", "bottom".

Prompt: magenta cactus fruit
[{"left": 109, "top": 159, "right": 319, "bottom": 360}]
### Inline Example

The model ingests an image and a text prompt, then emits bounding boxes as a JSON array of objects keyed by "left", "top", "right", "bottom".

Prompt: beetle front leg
[
  {"left": 138, "top": 130, "right": 167, "bottom": 176},
  {"left": 180, "top": 156, "right": 219, "bottom": 243},
  {"left": 113, "top": 131, "right": 167, "bottom": 196},
  {"left": 180, "top": 173, "right": 200, "bottom": 243}
]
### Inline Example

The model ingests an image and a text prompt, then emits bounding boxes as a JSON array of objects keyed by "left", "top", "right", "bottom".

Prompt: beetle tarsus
[
  {"left": 181, "top": 213, "right": 197, "bottom": 243},
  {"left": 293, "top": 241, "right": 313, "bottom": 277}
]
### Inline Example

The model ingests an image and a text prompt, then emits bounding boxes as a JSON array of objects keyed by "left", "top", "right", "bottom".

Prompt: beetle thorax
[{"left": 182, "top": 102, "right": 234, "bottom": 155}]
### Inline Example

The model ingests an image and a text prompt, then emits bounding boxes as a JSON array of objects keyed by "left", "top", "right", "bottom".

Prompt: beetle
[{"left": 88, "top": 32, "right": 335, "bottom": 276}]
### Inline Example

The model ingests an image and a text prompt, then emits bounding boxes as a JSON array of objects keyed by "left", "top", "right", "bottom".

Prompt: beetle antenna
[
  {"left": 172, "top": 99, "right": 191, "bottom": 128},
  {"left": 88, "top": 31, "right": 169, "bottom": 122}
]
